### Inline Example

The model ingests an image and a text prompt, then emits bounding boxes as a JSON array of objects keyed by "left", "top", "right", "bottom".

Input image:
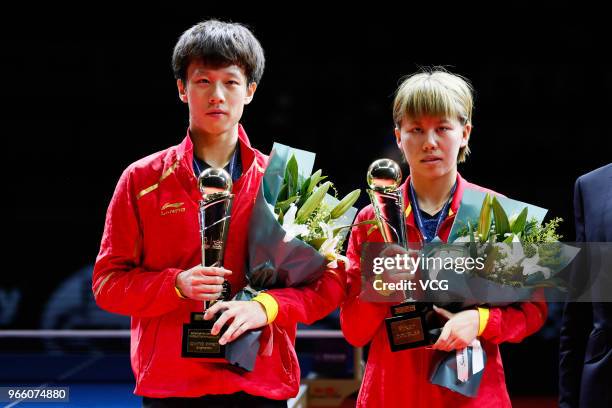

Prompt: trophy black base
[
  {"left": 182, "top": 312, "right": 228, "bottom": 362},
  {"left": 385, "top": 302, "right": 442, "bottom": 352}
]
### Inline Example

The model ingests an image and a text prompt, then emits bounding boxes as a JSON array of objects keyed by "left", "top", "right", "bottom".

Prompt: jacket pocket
[
  {"left": 137, "top": 317, "right": 162, "bottom": 380},
  {"left": 275, "top": 325, "right": 296, "bottom": 384}
]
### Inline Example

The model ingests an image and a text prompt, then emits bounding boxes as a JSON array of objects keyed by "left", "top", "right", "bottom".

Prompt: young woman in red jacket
[{"left": 340, "top": 69, "right": 548, "bottom": 408}]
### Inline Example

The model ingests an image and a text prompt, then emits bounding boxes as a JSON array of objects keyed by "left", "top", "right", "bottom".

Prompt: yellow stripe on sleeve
[
  {"left": 477, "top": 307, "right": 490, "bottom": 336},
  {"left": 252, "top": 292, "right": 279, "bottom": 324}
]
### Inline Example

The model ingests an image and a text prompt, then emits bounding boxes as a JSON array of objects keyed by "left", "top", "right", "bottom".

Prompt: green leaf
[
  {"left": 309, "top": 237, "right": 327, "bottom": 250},
  {"left": 300, "top": 176, "right": 311, "bottom": 197},
  {"left": 477, "top": 194, "right": 492, "bottom": 243},
  {"left": 277, "top": 208, "right": 284, "bottom": 225},
  {"left": 468, "top": 221, "right": 478, "bottom": 259},
  {"left": 298, "top": 178, "right": 312, "bottom": 207},
  {"left": 468, "top": 221, "right": 474, "bottom": 243},
  {"left": 296, "top": 181, "right": 331, "bottom": 223},
  {"left": 332, "top": 219, "right": 377, "bottom": 235},
  {"left": 511, "top": 207, "right": 528, "bottom": 235},
  {"left": 491, "top": 196, "right": 510, "bottom": 239},
  {"left": 277, "top": 183, "right": 288, "bottom": 203},
  {"left": 285, "top": 155, "right": 299, "bottom": 198},
  {"left": 307, "top": 169, "right": 326, "bottom": 195},
  {"left": 275, "top": 196, "right": 299, "bottom": 214},
  {"left": 298, "top": 169, "right": 325, "bottom": 207},
  {"left": 330, "top": 189, "right": 361, "bottom": 219}
]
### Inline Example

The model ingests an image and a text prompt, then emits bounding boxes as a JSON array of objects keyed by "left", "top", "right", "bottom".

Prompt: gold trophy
[
  {"left": 366, "top": 158, "right": 407, "bottom": 247},
  {"left": 182, "top": 167, "right": 233, "bottom": 359},
  {"left": 367, "top": 159, "right": 440, "bottom": 351}
]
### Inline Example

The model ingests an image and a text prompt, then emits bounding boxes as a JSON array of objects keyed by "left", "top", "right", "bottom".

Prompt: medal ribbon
[
  {"left": 193, "top": 146, "right": 241, "bottom": 181},
  {"left": 408, "top": 181, "right": 457, "bottom": 242}
]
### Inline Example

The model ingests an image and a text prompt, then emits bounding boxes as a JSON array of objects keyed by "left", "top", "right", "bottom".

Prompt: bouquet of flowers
[
  {"left": 426, "top": 189, "right": 579, "bottom": 304},
  {"left": 226, "top": 143, "right": 360, "bottom": 371},
  {"left": 266, "top": 153, "right": 361, "bottom": 270},
  {"left": 424, "top": 189, "right": 580, "bottom": 396}
]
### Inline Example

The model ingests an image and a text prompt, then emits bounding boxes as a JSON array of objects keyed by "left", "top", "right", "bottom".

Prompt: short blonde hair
[{"left": 393, "top": 68, "right": 474, "bottom": 163}]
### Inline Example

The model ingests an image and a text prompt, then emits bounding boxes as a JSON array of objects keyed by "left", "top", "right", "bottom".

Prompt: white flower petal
[
  {"left": 319, "top": 236, "right": 343, "bottom": 263},
  {"left": 319, "top": 222, "right": 334, "bottom": 239},
  {"left": 285, "top": 224, "right": 309, "bottom": 239},
  {"left": 521, "top": 253, "right": 552, "bottom": 279},
  {"left": 283, "top": 203, "right": 298, "bottom": 227}
]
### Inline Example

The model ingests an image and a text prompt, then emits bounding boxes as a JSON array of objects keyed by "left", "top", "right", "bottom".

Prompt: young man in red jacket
[
  {"left": 93, "top": 20, "right": 345, "bottom": 407},
  {"left": 340, "top": 69, "right": 547, "bottom": 407}
]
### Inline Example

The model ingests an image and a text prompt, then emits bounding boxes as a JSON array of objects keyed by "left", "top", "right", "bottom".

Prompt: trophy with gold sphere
[
  {"left": 367, "top": 158, "right": 408, "bottom": 247},
  {"left": 367, "top": 159, "right": 441, "bottom": 351},
  {"left": 182, "top": 167, "right": 233, "bottom": 360}
]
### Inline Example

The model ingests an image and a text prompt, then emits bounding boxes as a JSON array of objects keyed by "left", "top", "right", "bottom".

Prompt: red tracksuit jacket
[
  {"left": 340, "top": 174, "right": 548, "bottom": 408},
  {"left": 93, "top": 125, "right": 346, "bottom": 399}
]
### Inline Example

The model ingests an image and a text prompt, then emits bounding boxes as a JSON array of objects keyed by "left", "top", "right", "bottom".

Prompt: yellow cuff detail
[
  {"left": 252, "top": 292, "right": 279, "bottom": 324},
  {"left": 175, "top": 286, "right": 187, "bottom": 299},
  {"left": 477, "top": 307, "right": 490, "bottom": 336}
]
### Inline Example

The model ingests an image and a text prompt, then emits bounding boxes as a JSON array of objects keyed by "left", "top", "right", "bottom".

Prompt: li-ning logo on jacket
[{"left": 161, "top": 202, "right": 185, "bottom": 216}]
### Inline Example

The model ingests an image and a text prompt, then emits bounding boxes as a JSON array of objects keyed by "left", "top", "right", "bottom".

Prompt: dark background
[{"left": 1, "top": 6, "right": 610, "bottom": 397}]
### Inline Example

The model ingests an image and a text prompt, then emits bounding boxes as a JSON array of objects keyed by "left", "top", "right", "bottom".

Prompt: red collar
[
  {"left": 174, "top": 124, "right": 257, "bottom": 174},
  {"left": 401, "top": 172, "right": 467, "bottom": 228}
]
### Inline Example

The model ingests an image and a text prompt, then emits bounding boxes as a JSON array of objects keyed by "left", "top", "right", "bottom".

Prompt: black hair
[{"left": 172, "top": 19, "right": 265, "bottom": 85}]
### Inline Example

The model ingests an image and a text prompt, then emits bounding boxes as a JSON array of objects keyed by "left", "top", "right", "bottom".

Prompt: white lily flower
[
  {"left": 319, "top": 221, "right": 334, "bottom": 239},
  {"left": 502, "top": 233, "right": 521, "bottom": 243},
  {"left": 319, "top": 230, "right": 350, "bottom": 269},
  {"left": 495, "top": 242, "right": 525, "bottom": 267},
  {"left": 492, "top": 244, "right": 512, "bottom": 269},
  {"left": 281, "top": 203, "right": 309, "bottom": 239},
  {"left": 319, "top": 234, "right": 340, "bottom": 260},
  {"left": 521, "top": 252, "right": 552, "bottom": 279}
]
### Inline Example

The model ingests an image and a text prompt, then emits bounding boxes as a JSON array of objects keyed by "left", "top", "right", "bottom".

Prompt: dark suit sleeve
[
  {"left": 574, "top": 177, "right": 586, "bottom": 243},
  {"left": 558, "top": 177, "right": 592, "bottom": 408}
]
